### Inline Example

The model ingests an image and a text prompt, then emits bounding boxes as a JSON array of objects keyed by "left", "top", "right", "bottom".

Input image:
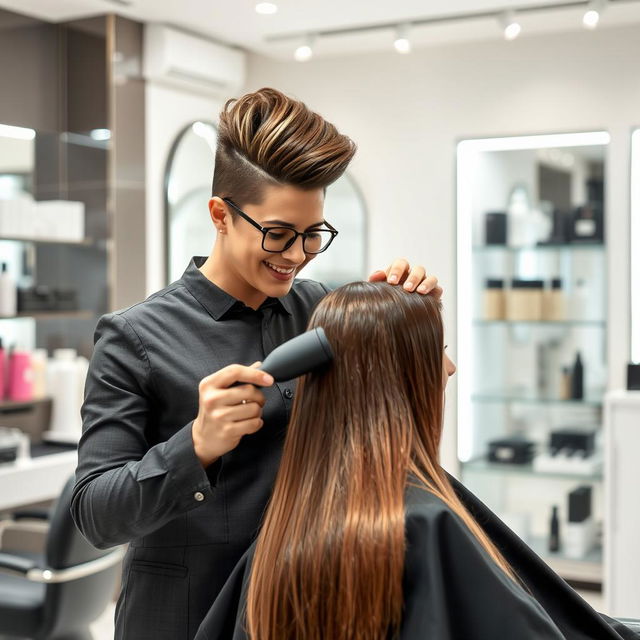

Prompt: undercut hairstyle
[{"left": 211, "top": 87, "right": 357, "bottom": 207}]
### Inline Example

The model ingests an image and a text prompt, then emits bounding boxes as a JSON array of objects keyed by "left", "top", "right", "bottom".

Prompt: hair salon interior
[{"left": 0, "top": 0, "right": 639, "bottom": 637}]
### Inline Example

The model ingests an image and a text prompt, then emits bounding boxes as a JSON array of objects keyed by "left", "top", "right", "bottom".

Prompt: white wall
[{"left": 243, "top": 25, "right": 639, "bottom": 473}]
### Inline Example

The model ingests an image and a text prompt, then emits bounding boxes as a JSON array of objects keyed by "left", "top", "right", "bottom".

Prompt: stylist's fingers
[
  {"left": 367, "top": 269, "right": 387, "bottom": 282},
  {"left": 207, "top": 363, "right": 273, "bottom": 389},
  {"left": 386, "top": 258, "right": 410, "bottom": 285},
  {"left": 402, "top": 265, "right": 427, "bottom": 292}
]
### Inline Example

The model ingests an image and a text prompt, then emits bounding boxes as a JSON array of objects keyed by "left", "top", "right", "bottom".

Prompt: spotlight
[
  {"left": 583, "top": 0, "right": 606, "bottom": 29},
  {"left": 255, "top": 2, "right": 278, "bottom": 15},
  {"left": 294, "top": 35, "right": 315, "bottom": 62},
  {"left": 393, "top": 24, "right": 411, "bottom": 54},
  {"left": 500, "top": 11, "right": 521, "bottom": 41}
]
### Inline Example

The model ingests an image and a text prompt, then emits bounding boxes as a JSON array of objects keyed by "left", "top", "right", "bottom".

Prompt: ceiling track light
[
  {"left": 393, "top": 23, "right": 412, "bottom": 54},
  {"left": 267, "top": 1, "right": 623, "bottom": 57},
  {"left": 294, "top": 35, "right": 315, "bottom": 62},
  {"left": 583, "top": 0, "right": 607, "bottom": 28},
  {"left": 255, "top": 2, "right": 278, "bottom": 15},
  {"left": 500, "top": 10, "right": 522, "bottom": 41}
]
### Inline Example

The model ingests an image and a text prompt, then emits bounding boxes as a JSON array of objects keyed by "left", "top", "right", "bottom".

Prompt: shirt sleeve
[
  {"left": 401, "top": 503, "right": 566, "bottom": 640},
  {"left": 71, "top": 312, "right": 215, "bottom": 549}
]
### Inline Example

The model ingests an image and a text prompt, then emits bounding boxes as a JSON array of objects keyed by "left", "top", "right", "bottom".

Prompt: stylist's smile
[{"left": 263, "top": 260, "right": 297, "bottom": 280}]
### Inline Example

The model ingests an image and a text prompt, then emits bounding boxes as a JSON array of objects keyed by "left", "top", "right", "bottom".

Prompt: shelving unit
[{"left": 457, "top": 132, "right": 610, "bottom": 587}]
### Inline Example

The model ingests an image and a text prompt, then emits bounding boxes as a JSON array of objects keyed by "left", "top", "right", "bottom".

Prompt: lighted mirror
[
  {"left": 165, "top": 121, "right": 217, "bottom": 284},
  {"left": 631, "top": 129, "right": 640, "bottom": 364},
  {"left": 456, "top": 131, "right": 610, "bottom": 465}
]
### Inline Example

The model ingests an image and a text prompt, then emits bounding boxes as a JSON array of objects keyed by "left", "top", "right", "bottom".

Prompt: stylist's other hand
[
  {"left": 368, "top": 258, "right": 443, "bottom": 298},
  {"left": 192, "top": 362, "right": 274, "bottom": 468}
]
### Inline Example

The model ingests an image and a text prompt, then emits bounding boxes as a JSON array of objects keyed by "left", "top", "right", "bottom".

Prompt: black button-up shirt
[{"left": 71, "top": 256, "right": 329, "bottom": 639}]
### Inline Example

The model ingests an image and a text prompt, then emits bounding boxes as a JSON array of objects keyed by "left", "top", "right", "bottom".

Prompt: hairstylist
[{"left": 70, "top": 87, "right": 441, "bottom": 640}]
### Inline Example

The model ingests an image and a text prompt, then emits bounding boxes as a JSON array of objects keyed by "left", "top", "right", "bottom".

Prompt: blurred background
[{"left": 0, "top": 1, "right": 639, "bottom": 637}]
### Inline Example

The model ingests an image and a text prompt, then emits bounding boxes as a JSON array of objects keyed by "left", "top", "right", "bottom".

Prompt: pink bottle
[
  {"left": 0, "top": 338, "right": 5, "bottom": 401},
  {"left": 8, "top": 350, "right": 34, "bottom": 403}
]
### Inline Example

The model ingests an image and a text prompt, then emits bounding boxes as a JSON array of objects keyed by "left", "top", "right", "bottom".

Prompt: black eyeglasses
[{"left": 222, "top": 197, "right": 338, "bottom": 254}]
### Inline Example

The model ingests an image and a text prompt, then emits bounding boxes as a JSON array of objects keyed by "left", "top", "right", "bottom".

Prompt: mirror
[
  {"left": 301, "top": 173, "right": 368, "bottom": 287},
  {"left": 165, "top": 121, "right": 217, "bottom": 284},
  {"left": 632, "top": 129, "right": 640, "bottom": 363}
]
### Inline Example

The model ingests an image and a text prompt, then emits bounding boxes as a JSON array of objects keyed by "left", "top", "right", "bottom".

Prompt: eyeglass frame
[{"left": 220, "top": 197, "right": 339, "bottom": 254}]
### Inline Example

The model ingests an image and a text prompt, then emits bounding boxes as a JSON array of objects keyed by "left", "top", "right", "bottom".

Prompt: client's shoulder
[{"left": 404, "top": 478, "right": 465, "bottom": 536}]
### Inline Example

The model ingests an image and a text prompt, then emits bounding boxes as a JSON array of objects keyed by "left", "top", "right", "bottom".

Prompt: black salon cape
[{"left": 194, "top": 475, "right": 639, "bottom": 640}]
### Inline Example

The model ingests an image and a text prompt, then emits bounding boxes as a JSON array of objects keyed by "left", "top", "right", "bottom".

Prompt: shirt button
[
  {"left": 194, "top": 491, "right": 205, "bottom": 502},
  {"left": 284, "top": 388, "right": 293, "bottom": 399}
]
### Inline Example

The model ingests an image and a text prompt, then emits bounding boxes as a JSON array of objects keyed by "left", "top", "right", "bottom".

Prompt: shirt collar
[{"left": 180, "top": 257, "right": 292, "bottom": 320}]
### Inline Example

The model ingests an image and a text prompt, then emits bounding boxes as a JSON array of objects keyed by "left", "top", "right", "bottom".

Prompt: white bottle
[
  {"left": 45, "top": 348, "right": 82, "bottom": 443},
  {"left": 30, "top": 349, "right": 49, "bottom": 399},
  {"left": 0, "top": 262, "right": 17, "bottom": 317},
  {"left": 570, "top": 278, "right": 589, "bottom": 321}
]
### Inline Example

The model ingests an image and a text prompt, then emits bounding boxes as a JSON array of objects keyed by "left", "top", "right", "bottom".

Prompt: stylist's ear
[{"left": 209, "top": 197, "right": 229, "bottom": 235}]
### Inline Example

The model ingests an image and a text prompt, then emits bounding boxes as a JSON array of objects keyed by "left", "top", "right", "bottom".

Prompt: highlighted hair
[{"left": 212, "top": 87, "right": 356, "bottom": 206}]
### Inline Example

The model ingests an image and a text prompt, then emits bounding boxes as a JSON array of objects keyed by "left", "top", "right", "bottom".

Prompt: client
[{"left": 195, "top": 281, "right": 638, "bottom": 640}]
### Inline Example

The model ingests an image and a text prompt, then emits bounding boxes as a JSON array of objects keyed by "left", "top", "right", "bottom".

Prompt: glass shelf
[
  {"left": 0, "top": 311, "right": 94, "bottom": 321},
  {"left": 528, "top": 537, "right": 602, "bottom": 583},
  {"left": 472, "top": 393, "right": 603, "bottom": 407},
  {"left": 463, "top": 458, "right": 603, "bottom": 482},
  {"left": 0, "top": 236, "right": 94, "bottom": 246},
  {"left": 473, "top": 319, "right": 605, "bottom": 327},
  {"left": 473, "top": 243, "right": 605, "bottom": 252}
]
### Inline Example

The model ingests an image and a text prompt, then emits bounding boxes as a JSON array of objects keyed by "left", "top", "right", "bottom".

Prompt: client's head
[
  {"left": 247, "top": 282, "right": 507, "bottom": 640},
  {"left": 294, "top": 281, "right": 454, "bottom": 480}
]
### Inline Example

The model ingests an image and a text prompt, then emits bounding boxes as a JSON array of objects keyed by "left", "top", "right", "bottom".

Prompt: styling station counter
[{"left": 0, "top": 444, "right": 77, "bottom": 512}]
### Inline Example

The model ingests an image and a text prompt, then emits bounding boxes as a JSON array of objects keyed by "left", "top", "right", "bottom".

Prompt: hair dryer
[{"left": 258, "top": 327, "right": 333, "bottom": 382}]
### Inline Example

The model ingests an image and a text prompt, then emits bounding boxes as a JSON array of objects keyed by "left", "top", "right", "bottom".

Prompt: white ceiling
[{"left": 1, "top": 0, "right": 640, "bottom": 59}]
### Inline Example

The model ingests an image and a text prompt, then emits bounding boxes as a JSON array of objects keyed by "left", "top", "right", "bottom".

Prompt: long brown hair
[
  {"left": 212, "top": 87, "right": 357, "bottom": 207},
  {"left": 247, "top": 282, "right": 516, "bottom": 639}
]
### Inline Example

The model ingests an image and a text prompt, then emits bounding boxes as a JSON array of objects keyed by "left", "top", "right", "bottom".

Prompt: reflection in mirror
[
  {"left": 0, "top": 124, "right": 37, "bottom": 349},
  {"left": 632, "top": 129, "right": 640, "bottom": 363},
  {"left": 299, "top": 173, "right": 367, "bottom": 288},
  {"left": 165, "top": 121, "right": 217, "bottom": 284}
]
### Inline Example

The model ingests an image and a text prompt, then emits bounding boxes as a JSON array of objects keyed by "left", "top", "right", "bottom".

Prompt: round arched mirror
[
  {"left": 301, "top": 174, "right": 368, "bottom": 287},
  {"left": 165, "top": 121, "right": 217, "bottom": 283}
]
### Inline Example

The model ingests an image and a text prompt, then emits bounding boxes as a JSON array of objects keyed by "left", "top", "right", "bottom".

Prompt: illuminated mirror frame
[
  {"left": 456, "top": 131, "right": 611, "bottom": 463},
  {"left": 631, "top": 129, "right": 640, "bottom": 364}
]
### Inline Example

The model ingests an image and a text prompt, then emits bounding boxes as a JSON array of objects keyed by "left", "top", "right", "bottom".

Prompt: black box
[
  {"left": 568, "top": 485, "right": 592, "bottom": 523},
  {"left": 484, "top": 212, "right": 507, "bottom": 245},
  {"left": 549, "top": 429, "right": 595, "bottom": 456},
  {"left": 627, "top": 363, "right": 640, "bottom": 391},
  {"left": 487, "top": 437, "right": 535, "bottom": 465}
]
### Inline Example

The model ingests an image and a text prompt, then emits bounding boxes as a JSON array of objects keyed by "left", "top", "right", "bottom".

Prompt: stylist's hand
[
  {"left": 368, "top": 258, "right": 443, "bottom": 298},
  {"left": 192, "top": 362, "right": 274, "bottom": 468}
]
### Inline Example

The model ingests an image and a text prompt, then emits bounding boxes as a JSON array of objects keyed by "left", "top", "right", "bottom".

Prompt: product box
[
  {"left": 487, "top": 437, "right": 536, "bottom": 465},
  {"left": 33, "top": 200, "right": 85, "bottom": 241}
]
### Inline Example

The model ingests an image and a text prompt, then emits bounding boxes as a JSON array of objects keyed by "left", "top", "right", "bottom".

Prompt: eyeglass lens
[{"left": 264, "top": 228, "right": 333, "bottom": 253}]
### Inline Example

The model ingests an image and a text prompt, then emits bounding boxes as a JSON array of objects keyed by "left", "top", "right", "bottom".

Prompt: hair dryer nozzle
[{"left": 259, "top": 327, "right": 333, "bottom": 382}]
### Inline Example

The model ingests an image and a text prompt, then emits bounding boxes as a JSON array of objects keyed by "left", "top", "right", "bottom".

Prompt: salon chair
[{"left": 0, "top": 475, "right": 125, "bottom": 639}]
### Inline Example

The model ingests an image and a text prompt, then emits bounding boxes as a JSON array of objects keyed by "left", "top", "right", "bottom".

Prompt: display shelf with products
[{"left": 457, "top": 132, "right": 610, "bottom": 584}]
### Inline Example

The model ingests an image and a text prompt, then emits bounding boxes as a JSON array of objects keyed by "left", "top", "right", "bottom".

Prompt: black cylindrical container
[{"left": 571, "top": 352, "right": 584, "bottom": 400}]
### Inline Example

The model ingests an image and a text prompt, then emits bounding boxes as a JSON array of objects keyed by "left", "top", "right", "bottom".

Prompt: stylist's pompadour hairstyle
[{"left": 212, "top": 87, "right": 357, "bottom": 206}]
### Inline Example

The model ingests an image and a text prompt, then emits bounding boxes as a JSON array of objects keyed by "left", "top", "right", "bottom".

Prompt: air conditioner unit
[{"left": 144, "top": 24, "right": 246, "bottom": 95}]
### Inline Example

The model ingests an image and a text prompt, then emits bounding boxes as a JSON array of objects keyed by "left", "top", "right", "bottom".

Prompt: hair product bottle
[
  {"left": 0, "top": 338, "right": 5, "bottom": 402},
  {"left": 548, "top": 505, "right": 560, "bottom": 552},
  {"left": 571, "top": 352, "right": 584, "bottom": 400},
  {"left": 0, "top": 262, "right": 17, "bottom": 317}
]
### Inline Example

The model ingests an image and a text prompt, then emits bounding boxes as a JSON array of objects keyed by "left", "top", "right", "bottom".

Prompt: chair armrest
[
  {"left": 0, "top": 551, "right": 37, "bottom": 576},
  {"left": 615, "top": 618, "right": 640, "bottom": 633},
  {"left": 12, "top": 509, "right": 49, "bottom": 521}
]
